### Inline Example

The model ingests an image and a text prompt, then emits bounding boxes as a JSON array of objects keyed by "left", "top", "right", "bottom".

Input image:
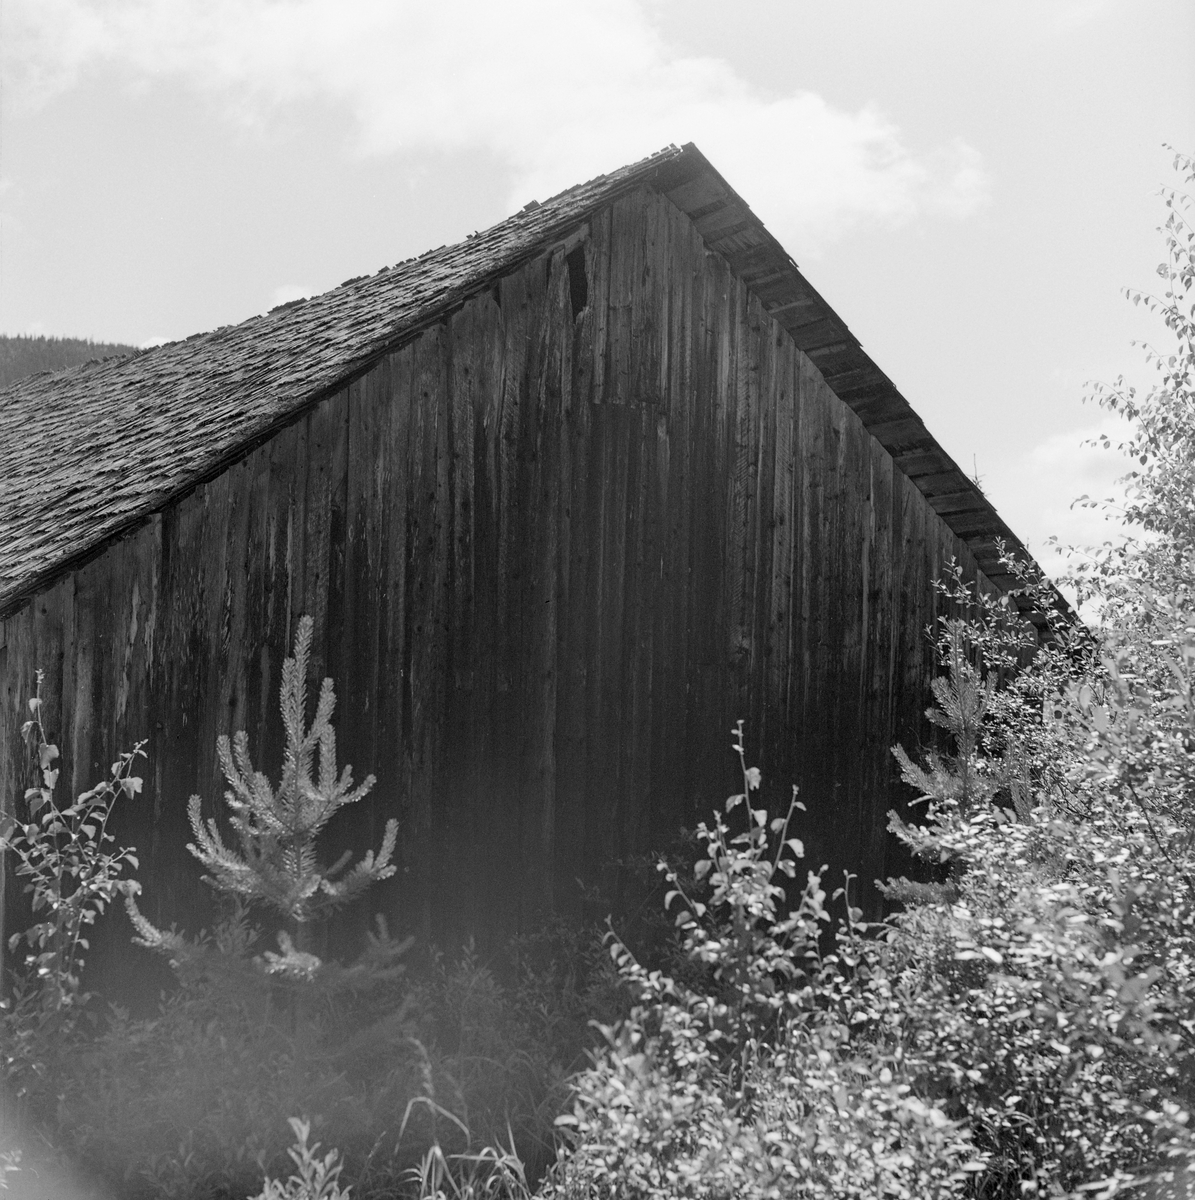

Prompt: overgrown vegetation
[
  {"left": 536, "top": 150, "right": 1195, "bottom": 1199},
  {"left": 4, "top": 150, "right": 1195, "bottom": 1197},
  {"left": 536, "top": 149, "right": 1195, "bottom": 1200},
  {"left": 0, "top": 670, "right": 145, "bottom": 1132},
  {"left": 0, "top": 624, "right": 627, "bottom": 1198}
]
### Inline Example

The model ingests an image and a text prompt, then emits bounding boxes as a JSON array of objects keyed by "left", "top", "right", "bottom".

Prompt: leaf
[{"left": 39, "top": 743, "right": 59, "bottom": 769}]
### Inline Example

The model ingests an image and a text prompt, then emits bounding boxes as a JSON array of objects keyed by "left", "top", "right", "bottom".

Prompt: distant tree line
[{"left": 0, "top": 335, "right": 138, "bottom": 389}]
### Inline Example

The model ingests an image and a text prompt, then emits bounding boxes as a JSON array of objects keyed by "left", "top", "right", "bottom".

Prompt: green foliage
[
  {"left": 543, "top": 155, "right": 1195, "bottom": 1197},
  {"left": 130, "top": 614, "right": 396, "bottom": 950},
  {"left": 832, "top": 154, "right": 1195, "bottom": 1195},
  {"left": 2, "top": 671, "right": 144, "bottom": 1014},
  {"left": 544, "top": 727, "right": 983, "bottom": 1200},
  {"left": 0, "top": 671, "right": 143, "bottom": 1113},
  {"left": 1075, "top": 149, "right": 1195, "bottom": 610},
  {"left": 11, "top": 153, "right": 1195, "bottom": 1200},
  {"left": 47, "top": 615, "right": 416, "bottom": 1198},
  {"left": 249, "top": 1119, "right": 352, "bottom": 1200},
  {"left": 44, "top": 917, "right": 616, "bottom": 1198},
  {"left": 399, "top": 1101, "right": 533, "bottom": 1200},
  {"left": 6, "top": 613, "right": 614, "bottom": 1199},
  {"left": 52, "top": 907, "right": 416, "bottom": 1198},
  {"left": 865, "top": 640, "right": 1195, "bottom": 1195}
]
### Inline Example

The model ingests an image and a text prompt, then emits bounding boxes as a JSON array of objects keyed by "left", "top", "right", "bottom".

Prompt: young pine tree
[{"left": 128, "top": 615, "right": 397, "bottom": 972}]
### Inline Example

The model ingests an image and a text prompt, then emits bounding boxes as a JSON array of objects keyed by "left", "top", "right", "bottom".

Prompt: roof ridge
[{"left": 0, "top": 143, "right": 1065, "bottom": 628}]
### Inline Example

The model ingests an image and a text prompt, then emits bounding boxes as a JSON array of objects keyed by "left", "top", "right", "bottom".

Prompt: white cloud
[
  {"left": 2, "top": 0, "right": 989, "bottom": 250},
  {"left": 992, "top": 413, "right": 1136, "bottom": 591}
]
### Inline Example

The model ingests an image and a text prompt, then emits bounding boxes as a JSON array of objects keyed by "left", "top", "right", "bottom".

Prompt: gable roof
[{"left": 0, "top": 144, "right": 1056, "bottom": 625}]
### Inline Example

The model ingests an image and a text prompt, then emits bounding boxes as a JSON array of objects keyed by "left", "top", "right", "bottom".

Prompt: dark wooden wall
[{"left": 0, "top": 187, "right": 994, "bottom": 999}]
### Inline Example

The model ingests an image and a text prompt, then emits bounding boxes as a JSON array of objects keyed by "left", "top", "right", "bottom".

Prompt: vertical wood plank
[{"left": 0, "top": 187, "right": 1024, "bottom": 975}]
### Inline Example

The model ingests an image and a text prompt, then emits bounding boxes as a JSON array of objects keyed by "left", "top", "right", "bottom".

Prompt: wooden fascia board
[{"left": 652, "top": 144, "right": 1073, "bottom": 626}]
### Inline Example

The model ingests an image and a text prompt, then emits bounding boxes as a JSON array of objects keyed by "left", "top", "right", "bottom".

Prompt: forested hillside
[{"left": 0, "top": 334, "right": 138, "bottom": 389}]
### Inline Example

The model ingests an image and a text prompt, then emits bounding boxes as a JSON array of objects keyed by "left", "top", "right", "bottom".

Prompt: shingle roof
[{"left": 0, "top": 144, "right": 1058, "bottom": 623}]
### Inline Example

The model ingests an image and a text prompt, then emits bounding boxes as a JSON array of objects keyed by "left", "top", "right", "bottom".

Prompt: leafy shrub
[
  {"left": 53, "top": 912, "right": 415, "bottom": 1196},
  {"left": 45, "top": 617, "right": 417, "bottom": 1198},
  {"left": 544, "top": 153, "right": 1195, "bottom": 1196},
  {"left": 0, "top": 670, "right": 144, "bottom": 1143},
  {"left": 544, "top": 726, "right": 984, "bottom": 1200},
  {"left": 11, "top": 153, "right": 1195, "bottom": 1200},
  {"left": 10, "top": 617, "right": 610, "bottom": 1198},
  {"left": 249, "top": 1118, "right": 352, "bottom": 1200},
  {"left": 856, "top": 626, "right": 1195, "bottom": 1196}
]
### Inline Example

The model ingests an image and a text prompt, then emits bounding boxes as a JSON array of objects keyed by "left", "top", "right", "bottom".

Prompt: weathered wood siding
[{"left": 0, "top": 187, "right": 992, "bottom": 998}]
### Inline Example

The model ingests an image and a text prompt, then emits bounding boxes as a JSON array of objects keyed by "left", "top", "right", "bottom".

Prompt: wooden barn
[{"left": 0, "top": 144, "right": 1052, "bottom": 997}]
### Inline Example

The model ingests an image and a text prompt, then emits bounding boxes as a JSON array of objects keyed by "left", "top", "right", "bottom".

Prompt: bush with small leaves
[
  {"left": 543, "top": 724, "right": 984, "bottom": 1200},
  {"left": 249, "top": 1118, "right": 352, "bottom": 1200},
  {"left": 0, "top": 670, "right": 143, "bottom": 1116}
]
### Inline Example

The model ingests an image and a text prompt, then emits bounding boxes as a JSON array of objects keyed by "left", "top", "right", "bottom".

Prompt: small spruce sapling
[
  {"left": 127, "top": 615, "right": 398, "bottom": 972},
  {"left": 890, "top": 615, "right": 998, "bottom": 824}
]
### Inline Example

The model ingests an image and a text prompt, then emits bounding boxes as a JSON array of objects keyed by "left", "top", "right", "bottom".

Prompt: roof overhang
[
  {"left": 644, "top": 146, "right": 1069, "bottom": 630},
  {"left": 0, "top": 143, "right": 1070, "bottom": 632}
]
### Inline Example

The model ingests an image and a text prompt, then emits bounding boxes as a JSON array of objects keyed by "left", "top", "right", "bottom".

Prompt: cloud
[
  {"left": 2, "top": 0, "right": 989, "bottom": 250},
  {"left": 992, "top": 413, "right": 1136, "bottom": 591}
]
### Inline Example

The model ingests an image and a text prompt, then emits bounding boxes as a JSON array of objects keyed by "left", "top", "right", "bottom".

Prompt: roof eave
[{"left": 647, "top": 144, "right": 1073, "bottom": 628}]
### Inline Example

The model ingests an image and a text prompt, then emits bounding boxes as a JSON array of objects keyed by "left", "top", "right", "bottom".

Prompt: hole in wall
[{"left": 566, "top": 245, "right": 588, "bottom": 320}]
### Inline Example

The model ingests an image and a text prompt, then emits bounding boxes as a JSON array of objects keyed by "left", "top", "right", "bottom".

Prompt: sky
[{"left": 1, "top": 0, "right": 1192, "bottom": 584}]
